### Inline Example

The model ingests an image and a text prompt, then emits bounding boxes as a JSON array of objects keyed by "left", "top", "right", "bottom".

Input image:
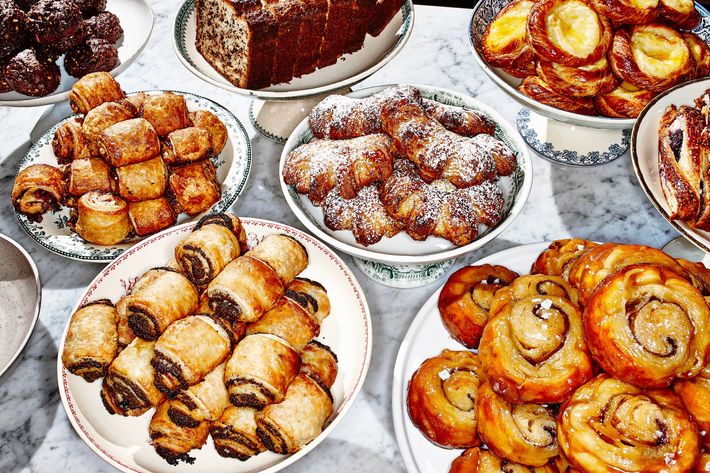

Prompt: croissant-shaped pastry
[
  {"left": 81, "top": 101, "right": 134, "bottom": 155},
  {"left": 584, "top": 264, "right": 710, "bottom": 388},
  {"left": 659, "top": 0, "right": 700, "bottom": 29},
  {"left": 69, "top": 71, "right": 124, "bottom": 115},
  {"left": 61, "top": 300, "right": 118, "bottom": 382},
  {"left": 407, "top": 350, "right": 484, "bottom": 448},
  {"left": 558, "top": 374, "right": 701, "bottom": 473},
  {"left": 322, "top": 185, "right": 404, "bottom": 246},
  {"left": 52, "top": 118, "right": 91, "bottom": 164},
  {"left": 536, "top": 58, "right": 618, "bottom": 98},
  {"left": 167, "top": 160, "right": 222, "bottom": 216},
  {"left": 675, "top": 364, "right": 710, "bottom": 449},
  {"left": 450, "top": 448, "right": 559, "bottom": 473},
  {"left": 127, "top": 198, "right": 176, "bottom": 237},
  {"left": 609, "top": 24, "right": 694, "bottom": 93},
  {"left": 438, "top": 265, "right": 520, "bottom": 349},
  {"left": 595, "top": 82, "right": 655, "bottom": 118},
  {"left": 531, "top": 238, "right": 599, "bottom": 280},
  {"left": 482, "top": 0, "right": 537, "bottom": 78},
  {"left": 210, "top": 406, "right": 265, "bottom": 460},
  {"left": 421, "top": 99, "right": 498, "bottom": 137},
  {"left": 677, "top": 258, "right": 710, "bottom": 295},
  {"left": 480, "top": 285, "right": 593, "bottom": 404},
  {"left": 73, "top": 191, "right": 132, "bottom": 245},
  {"left": 141, "top": 92, "right": 190, "bottom": 137},
  {"left": 149, "top": 401, "right": 210, "bottom": 466},
  {"left": 12, "top": 164, "right": 65, "bottom": 221},
  {"left": 567, "top": 242, "right": 688, "bottom": 305},
  {"left": 518, "top": 76, "right": 597, "bottom": 115},
  {"left": 189, "top": 110, "right": 228, "bottom": 155},
  {"left": 282, "top": 134, "right": 395, "bottom": 205},
  {"left": 684, "top": 33, "right": 710, "bottom": 79},
  {"left": 475, "top": 382, "right": 559, "bottom": 466},
  {"left": 527, "top": 0, "right": 613, "bottom": 67},
  {"left": 590, "top": 0, "right": 658, "bottom": 24},
  {"left": 168, "top": 362, "right": 229, "bottom": 427}
]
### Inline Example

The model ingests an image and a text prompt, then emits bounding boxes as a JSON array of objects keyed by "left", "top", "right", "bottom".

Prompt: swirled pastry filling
[{"left": 546, "top": 1, "right": 600, "bottom": 58}]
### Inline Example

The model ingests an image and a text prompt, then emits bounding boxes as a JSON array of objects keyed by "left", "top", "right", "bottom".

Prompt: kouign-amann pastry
[
  {"left": 67, "top": 157, "right": 113, "bottom": 197},
  {"left": 518, "top": 76, "right": 596, "bottom": 115},
  {"left": 595, "top": 82, "right": 655, "bottom": 118},
  {"left": 167, "top": 160, "right": 221, "bottom": 216},
  {"left": 482, "top": 0, "right": 536, "bottom": 78},
  {"left": 127, "top": 198, "right": 176, "bottom": 237},
  {"left": 69, "top": 71, "right": 124, "bottom": 115},
  {"left": 438, "top": 265, "right": 520, "bottom": 349},
  {"left": 149, "top": 401, "right": 210, "bottom": 466},
  {"left": 73, "top": 190, "right": 131, "bottom": 245},
  {"left": 12, "top": 163, "right": 65, "bottom": 221}
]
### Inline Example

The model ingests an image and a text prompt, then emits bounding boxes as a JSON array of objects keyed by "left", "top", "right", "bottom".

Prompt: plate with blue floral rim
[
  {"left": 279, "top": 84, "right": 533, "bottom": 287},
  {"left": 14, "top": 90, "right": 252, "bottom": 263}
]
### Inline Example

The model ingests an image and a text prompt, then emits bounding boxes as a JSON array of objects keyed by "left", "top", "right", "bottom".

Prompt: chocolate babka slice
[
  {"left": 343, "top": 0, "right": 377, "bottom": 53},
  {"left": 294, "top": 0, "right": 328, "bottom": 77},
  {"left": 262, "top": 0, "right": 304, "bottom": 84},
  {"left": 318, "top": 0, "right": 354, "bottom": 68}
]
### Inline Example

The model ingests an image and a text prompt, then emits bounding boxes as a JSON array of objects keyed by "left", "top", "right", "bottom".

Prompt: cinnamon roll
[
  {"left": 12, "top": 164, "right": 65, "bottom": 221},
  {"left": 246, "top": 234, "right": 309, "bottom": 285},
  {"left": 174, "top": 213, "right": 247, "bottom": 289},
  {"left": 609, "top": 24, "right": 694, "bottom": 93},
  {"left": 98, "top": 118, "right": 160, "bottom": 168},
  {"left": 67, "top": 158, "right": 113, "bottom": 197},
  {"left": 168, "top": 362, "right": 229, "bottom": 427},
  {"left": 659, "top": 0, "right": 700, "bottom": 29},
  {"left": 558, "top": 374, "right": 701, "bottom": 473},
  {"left": 595, "top": 82, "right": 655, "bottom": 118},
  {"left": 675, "top": 364, "right": 710, "bottom": 449},
  {"left": 61, "top": 300, "right": 118, "bottom": 382},
  {"left": 450, "top": 448, "right": 559, "bottom": 473},
  {"left": 210, "top": 406, "right": 265, "bottom": 460},
  {"left": 114, "top": 156, "right": 167, "bottom": 203},
  {"left": 127, "top": 198, "right": 176, "bottom": 237},
  {"left": 167, "top": 160, "right": 221, "bottom": 216},
  {"left": 152, "top": 315, "right": 233, "bottom": 396},
  {"left": 73, "top": 191, "right": 131, "bottom": 245},
  {"left": 189, "top": 110, "right": 228, "bottom": 155},
  {"left": 125, "top": 267, "right": 198, "bottom": 341},
  {"left": 530, "top": 238, "right": 599, "bottom": 280},
  {"left": 567, "top": 242, "right": 687, "bottom": 305},
  {"left": 489, "top": 274, "right": 579, "bottom": 313},
  {"left": 526, "top": 0, "right": 613, "bottom": 67},
  {"left": 52, "top": 118, "right": 90, "bottom": 163},
  {"left": 475, "top": 382, "right": 559, "bottom": 466},
  {"left": 518, "top": 76, "right": 597, "bottom": 115},
  {"left": 536, "top": 58, "right": 618, "bottom": 98},
  {"left": 407, "top": 350, "right": 483, "bottom": 448},
  {"left": 479, "top": 287, "right": 593, "bottom": 404},
  {"left": 584, "top": 264, "right": 710, "bottom": 388},
  {"left": 161, "top": 127, "right": 213, "bottom": 166},
  {"left": 590, "top": 0, "right": 659, "bottom": 24},
  {"left": 69, "top": 71, "right": 124, "bottom": 115},
  {"left": 684, "top": 33, "right": 710, "bottom": 79},
  {"left": 437, "top": 265, "right": 520, "bottom": 349},
  {"left": 142, "top": 92, "right": 191, "bottom": 137},
  {"left": 149, "top": 401, "right": 209, "bottom": 465},
  {"left": 482, "top": 0, "right": 537, "bottom": 78}
]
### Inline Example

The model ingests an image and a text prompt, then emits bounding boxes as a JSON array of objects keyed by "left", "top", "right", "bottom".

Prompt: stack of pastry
[
  {"left": 481, "top": 0, "right": 709, "bottom": 117},
  {"left": 658, "top": 88, "right": 710, "bottom": 231},
  {"left": 11, "top": 72, "right": 227, "bottom": 245},
  {"left": 283, "top": 85, "right": 518, "bottom": 247},
  {"left": 61, "top": 213, "right": 340, "bottom": 465},
  {"left": 409, "top": 238, "right": 710, "bottom": 472}
]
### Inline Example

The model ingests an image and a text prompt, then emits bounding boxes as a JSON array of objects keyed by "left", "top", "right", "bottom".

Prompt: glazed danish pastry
[
  {"left": 62, "top": 300, "right": 118, "bottom": 382},
  {"left": 567, "top": 242, "right": 687, "bottom": 305},
  {"left": 518, "top": 76, "right": 597, "bottom": 115},
  {"left": 684, "top": 33, "right": 710, "bottom": 79},
  {"left": 583, "top": 264, "right": 710, "bottom": 388},
  {"left": 526, "top": 0, "right": 613, "bottom": 67},
  {"left": 558, "top": 374, "right": 701, "bottom": 473},
  {"left": 407, "top": 350, "right": 484, "bottom": 448},
  {"left": 73, "top": 191, "right": 132, "bottom": 245},
  {"left": 609, "top": 24, "right": 694, "bottom": 93},
  {"left": 659, "top": 0, "right": 701, "bottom": 29},
  {"left": 210, "top": 406, "right": 265, "bottom": 460},
  {"left": 536, "top": 58, "right": 618, "bottom": 98},
  {"left": 489, "top": 273, "right": 579, "bottom": 312},
  {"left": 479, "top": 289, "right": 593, "bottom": 404},
  {"left": 450, "top": 448, "right": 559, "bottom": 473},
  {"left": 52, "top": 118, "right": 91, "bottom": 163},
  {"left": 595, "top": 82, "right": 655, "bottom": 118},
  {"left": 674, "top": 364, "right": 710, "bottom": 449},
  {"left": 482, "top": 0, "right": 537, "bottom": 78},
  {"left": 475, "top": 382, "right": 559, "bottom": 466},
  {"left": 149, "top": 401, "right": 209, "bottom": 466},
  {"left": 677, "top": 258, "right": 710, "bottom": 295},
  {"left": 530, "top": 238, "right": 599, "bottom": 280},
  {"left": 590, "top": 0, "right": 659, "bottom": 25},
  {"left": 12, "top": 164, "right": 65, "bottom": 221},
  {"left": 437, "top": 265, "right": 520, "bottom": 349}
]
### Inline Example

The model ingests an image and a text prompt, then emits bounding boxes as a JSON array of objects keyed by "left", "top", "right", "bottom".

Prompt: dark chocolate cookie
[
  {"left": 64, "top": 37, "right": 117, "bottom": 78},
  {"left": 4, "top": 48, "right": 60, "bottom": 96},
  {"left": 26, "top": 0, "right": 82, "bottom": 44},
  {"left": 84, "top": 10, "right": 121, "bottom": 43}
]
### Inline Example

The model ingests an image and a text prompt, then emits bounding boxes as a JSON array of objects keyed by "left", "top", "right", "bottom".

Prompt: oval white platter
[
  {"left": 172, "top": 0, "right": 414, "bottom": 99},
  {"left": 391, "top": 242, "right": 549, "bottom": 473},
  {"left": 57, "top": 217, "right": 372, "bottom": 473},
  {"left": 14, "top": 90, "right": 252, "bottom": 262},
  {"left": 632, "top": 77, "right": 710, "bottom": 254},
  {"left": 0, "top": 0, "right": 154, "bottom": 107},
  {"left": 279, "top": 84, "right": 533, "bottom": 265}
]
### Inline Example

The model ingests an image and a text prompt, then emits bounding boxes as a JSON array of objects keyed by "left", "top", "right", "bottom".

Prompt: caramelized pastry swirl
[
  {"left": 675, "top": 364, "right": 710, "bottom": 449},
  {"left": 480, "top": 291, "right": 593, "bottom": 404},
  {"left": 530, "top": 239, "right": 599, "bottom": 280},
  {"left": 438, "top": 265, "right": 520, "bottom": 349},
  {"left": 558, "top": 374, "right": 701, "bottom": 473},
  {"left": 595, "top": 82, "right": 655, "bottom": 118},
  {"left": 475, "top": 382, "right": 558, "bottom": 466},
  {"left": 407, "top": 350, "right": 484, "bottom": 448},
  {"left": 584, "top": 265, "right": 710, "bottom": 388},
  {"left": 450, "top": 448, "right": 558, "bottom": 473}
]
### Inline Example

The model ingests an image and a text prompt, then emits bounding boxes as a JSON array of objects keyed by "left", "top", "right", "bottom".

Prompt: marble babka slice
[
  {"left": 195, "top": 0, "right": 278, "bottom": 89},
  {"left": 343, "top": 0, "right": 377, "bottom": 53},
  {"left": 262, "top": 0, "right": 304, "bottom": 84},
  {"left": 318, "top": 0, "right": 355, "bottom": 68},
  {"left": 293, "top": 0, "right": 328, "bottom": 77}
]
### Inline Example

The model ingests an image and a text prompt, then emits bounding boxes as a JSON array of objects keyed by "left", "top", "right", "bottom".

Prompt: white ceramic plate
[
  {"left": 0, "top": 0, "right": 153, "bottom": 107},
  {"left": 279, "top": 84, "right": 533, "bottom": 265},
  {"left": 391, "top": 242, "right": 549, "bottom": 473},
  {"left": 468, "top": 0, "right": 710, "bottom": 129},
  {"left": 14, "top": 90, "right": 252, "bottom": 262},
  {"left": 57, "top": 217, "right": 372, "bottom": 473},
  {"left": 632, "top": 77, "right": 710, "bottom": 253},
  {"left": 172, "top": 0, "right": 414, "bottom": 100}
]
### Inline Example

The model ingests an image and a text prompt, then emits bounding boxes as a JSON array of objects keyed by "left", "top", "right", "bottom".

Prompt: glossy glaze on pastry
[
  {"left": 675, "top": 364, "right": 710, "bottom": 449},
  {"left": 530, "top": 238, "right": 599, "bottom": 280},
  {"left": 595, "top": 81, "right": 655, "bottom": 118},
  {"left": 449, "top": 448, "right": 559, "bottom": 473},
  {"left": 482, "top": 0, "right": 537, "bottom": 78},
  {"left": 518, "top": 76, "right": 597, "bottom": 115},
  {"left": 536, "top": 58, "right": 618, "bottom": 98},
  {"left": 590, "top": 0, "right": 659, "bottom": 25},
  {"left": 12, "top": 163, "right": 65, "bottom": 221}
]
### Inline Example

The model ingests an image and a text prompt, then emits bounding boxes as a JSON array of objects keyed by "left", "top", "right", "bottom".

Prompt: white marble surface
[{"left": 0, "top": 2, "right": 679, "bottom": 472}]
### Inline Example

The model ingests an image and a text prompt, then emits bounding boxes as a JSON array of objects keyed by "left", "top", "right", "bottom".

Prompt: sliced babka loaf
[
  {"left": 293, "top": 0, "right": 328, "bottom": 77},
  {"left": 317, "top": 0, "right": 355, "bottom": 68},
  {"left": 368, "top": 0, "right": 405, "bottom": 36},
  {"left": 262, "top": 0, "right": 304, "bottom": 84},
  {"left": 343, "top": 0, "right": 377, "bottom": 53},
  {"left": 195, "top": 0, "right": 278, "bottom": 89}
]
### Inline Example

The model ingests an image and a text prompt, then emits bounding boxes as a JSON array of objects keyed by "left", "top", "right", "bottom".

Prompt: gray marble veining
[{"left": 0, "top": 2, "right": 678, "bottom": 472}]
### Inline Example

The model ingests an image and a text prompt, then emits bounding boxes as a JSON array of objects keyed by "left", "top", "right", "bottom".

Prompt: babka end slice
[
  {"left": 343, "top": 0, "right": 377, "bottom": 53},
  {"left": 368, "top": 0, "right": 405, "bottom": 36}
]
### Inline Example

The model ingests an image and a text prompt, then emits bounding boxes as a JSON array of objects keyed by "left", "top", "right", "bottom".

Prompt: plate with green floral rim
[{"left": 14, "top": 90, "right": 251, "bottom": 262}]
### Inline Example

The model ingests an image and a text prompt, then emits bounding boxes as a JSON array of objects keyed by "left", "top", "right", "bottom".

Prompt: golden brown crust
[
  {"left": 527, "top": 0, "right": 613, "bottom": 67},
  {"left": 482, "top": 0, "right": 537, "bottom": 78},
  {"left": 52, "top": 118, "right": 91, "bottom": 164},
  {"left": 81, "top": 101, "right": 134, "bottom": 155},
  {"left": 69, "top": 71, "right": 124, "bottom": 115},
  {"left": 407, "top": 350, "right": 483, "bottom": 449},
  {"left": 115, "top": 156, "right": 168, "bottom": 203},
  {"left": 531, "top": 238, "right": 600, "bottom": 280},
  {"left": 61, "top": 301, "right": 118, "bottom": 382},
  {"left": 658, "top": 0, "right": 700, "bottom": 29},
  {"left": 674, "top": 365, "right": 710, "bottom": 449},
  {"left": 518, "top": 76, "right": 597, "bottom": 115},
  {"left": 437, "top": 265, "right": 520, "bottom": 349},
  {"left": 98, "top": 118, "right": 160, "bottom": 168},
  {"left": 594, "top": 82, "right": 655, "bottom": 118},
  {"left": 162, "top": 127, "right": 213, "bottom": 166},
  {"left": 67, "top": 157, "right": 113, "bottom": 197},
  {"left": 149, "top": 401, "right": 209, "bottom": 465},
  {"left": 127, "top": 198, "right": 176, "bottom": 237},
  {"left": 12, "top": 164, "right": 65, "bottom": 220},
  {"left": 450, "top": 448, "right": 559, "bottom": 473},
  {"left": 142, "top": 92, "right": 190, "bottom": 138},
  {"left": 590, "top": 0, "right": 658, "bottom": 24},
  {"left": 609, "top": 24, "right": 694, "bottom": 93},
  {"left": 684, "top": 33, "right": 710, "bottom": 80},
  {"left": 677, "top": 258, "right": 710, "bottom": 296},
  {"left": 536, "top": 58, "right": 618, "bottom": 98},
  {"left": 189, "top": 110, "right": 228, "bottom": 155},
  {"left": 74, "top": 190, "right": 131, "bottom": 245},
  {"left": 168, "top": 160, "right": 221, "bottom": 216}
]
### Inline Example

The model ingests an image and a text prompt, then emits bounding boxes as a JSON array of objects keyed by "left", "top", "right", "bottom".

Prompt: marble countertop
[{"left": 0, "top": 2, "right": 679, "bottom": 472}]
